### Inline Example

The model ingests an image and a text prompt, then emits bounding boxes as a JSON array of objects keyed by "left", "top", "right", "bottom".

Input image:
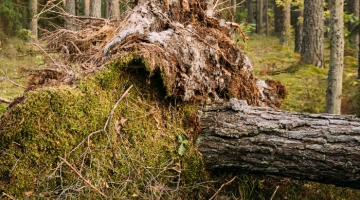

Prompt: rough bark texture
[
  {"left": 279, "top": 2, "right": 290, "bottom": 45},
  {"left": 265, "top": 0, "right": 268, "bottom": 36},
  {"left": 66, "top": 0, "right": 76, "bottom": 30},
  {"left": 246, "top": 0, "right": 253, "bottom": 24},
  {"left": 197, "top": 98, "right": 360, "bottom": 189},
  {"left": 109, "top": 0, "right": 120, "bottom": 19},
  {"left": 84, "top": 0, "right": 90, "bottom": 17},
  {"left": 105, "top": 0, "right": 109, "bottom": 18},
  {"left": 325, "top": 0, "right": 344, "bottom": 114},
  {"left": 350, "top": 0, "right": 359, "bottom": 49},
  {"left": 29, "top": 0, "right": 37, "bottom": 38},
  {"left": 90, "top": 0, "right": 101, "bottom": 18},
  {"left": 294, "top": 5, "right": 303, "bottom": 53},
  {"left": 301, "top": 0, "right": 324, "bottom": 68},
  {"left": 257, "top": 0, "right": 263, "bottom": 34}
]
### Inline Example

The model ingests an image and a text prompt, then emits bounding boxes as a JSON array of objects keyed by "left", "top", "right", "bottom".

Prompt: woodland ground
[{"left": 1, "top": 35, "right": 360, "bottom": 199}]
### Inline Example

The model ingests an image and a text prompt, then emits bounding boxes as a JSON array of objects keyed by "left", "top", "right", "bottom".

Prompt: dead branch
[
  {"left": 0, "top": 97, "right": 12, "bottom": 104},
  {"left": 209, "top": 176, "right": 237, "bottom": 200},
  {"left": 2, "top": 192, "right": 16, "bottom": 200},
  {"left": 58, "top": 156, "right": 108, "bottom": 198},
  {"left": 270, "top": 186, "right": 280, "bottom": 200},
  {"left": 0, "top": 69, "right": 26, "bottom": 89}
]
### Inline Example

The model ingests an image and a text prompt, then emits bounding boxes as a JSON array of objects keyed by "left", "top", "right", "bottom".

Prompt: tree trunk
[
  {"left": 84, "top": 0, "right": 90, "bottom": 17},
  {"left": 257, "top": 0, "right": 263, "bottom": 34},
  {"left": 350, "top": 0, "right": 359, "bottom": 49},
  {"left": 66, "top": 0, "right": 76, "bottom": 29},
  {"left": 109, "top": 0, "right": 120, "bottom": 19},
  {"left": 265, "top": 0, "right": 269, "bottom": 36},
  {"left": 75, "top": 0, "right": 79, "bottom": 16},
  {"left": 105, "top": 0, "right": 109, "bottom": 18},
  {"left": 274, "top": 0, "right": 281, "bottom": 34},
  {"left": 325, "top": 0, "right": 344, "bottom": 114},
  {"left": 358, "top": 4, "right": 360, "bottom": 80},
  {"left": 232, "top": 0, "right": 236, "bottom": 20},
  {"left": 246, "top": 0, "right": 253, "bottom": 24},
  {"left": 197, "top": 99, "right": 360, "bottom": 189},
  {"left": 301, "top": 0, "right": 324, "bottom": 68},
  {"left": 294, "top": 5, "right": 303, "bottom": 53},
  {"left": 29, "top": 0, "right": 37, "bottom": 39},
  {"left": 279, "top": 2, "right": 290, "bottom": 45},
  {"left": 90, "top": 0, "right": 102, "bottom": 18}
]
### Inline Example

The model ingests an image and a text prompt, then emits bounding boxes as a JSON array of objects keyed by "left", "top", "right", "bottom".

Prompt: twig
[
  {"left": 2, "top": 192, "right": 16, "bottom": 199},
  {"left": 58, "top": 156, "right": 108, "bottom": 198},
  {"left": 0, "top": 69, "right": 26, "bottom": 89},
  {"left": 103, "top": 85, "right": 133, "bottom": 129},
  {"left": 0, "top": 96, "right": 12, "bottom": 104},
  {"left": 270, "top": 186, "right": 280, "bottom": 200},
  {"left": 209, "top": 176, "right": 237, "bottom": 200}
]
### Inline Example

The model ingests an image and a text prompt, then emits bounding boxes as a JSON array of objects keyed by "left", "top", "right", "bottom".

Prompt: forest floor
[{"left": 1, "top": 36, "right": 360, "bottom": 199}]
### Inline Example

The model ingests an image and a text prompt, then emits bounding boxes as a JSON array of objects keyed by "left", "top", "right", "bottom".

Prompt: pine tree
[
  {"left": 29, "top": 0, "right": 38, "bottom": 38},
  {"left": 279, "top": 1, "right": 290, "bottom": 45},
  {"left": 325, "top": 0, "right": 344, "bottom": 114},
  {"left": 246, "top": 0, "right": 253, "bottom": 24},
  {"left": 301, "top": 0, "right": 324, "bottom": 68},
  {"left": 90, "top": 0, "right": 101, "bottom": 18}
]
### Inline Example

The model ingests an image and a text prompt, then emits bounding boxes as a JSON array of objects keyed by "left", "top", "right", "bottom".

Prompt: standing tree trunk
[
  {"left": 105, "top": 0, "right": 109, "bottom": 18},
  {"left": 246, "top": 0, "right": 253, "bottom": 24},
  {"left": 232, "top": 0, "right": 236, "bottom": 21},
  {"left": 66, "top": 0, "right": 76, "bottom": 30},
  {"left": 109, "top": 0, "right": 120, "bottom": 19},
  {"left": 29, "top": 0, "right": 37, "bottom": 39},
  {"left": 265, "top": 0, "right": 269, "bottom": 36},
  {"left": 84, "top": 0, "right": 90, "bottom": 17},
  {"left": 75, "top": 0, "right": 79, "bottom": 16},
  {"left": 257, "top": 0, "right": 263, "bottom": 34},
  {"left": 279, "top": 2, "right": 290, "bottom": 45},
  {"left": 197, "top": 99, "right": 360, "bottom": 189},
  {"left": 301, "top": 0, "right": 324, "bottom": 68},
  {"left": 90, "top": 0, "right": 102, "bottom": 18},
  {"left": 350, "top": 0, "right": 359, "bottom": 49},
  {"left": 274, "top": 1, "right": 282, "bottom": 34},
  {"left": 358, "top": 4, "right": 360, "bottom": 79},
  {"left": 294, "top": 5, "right": 303, "bottom": 53},
  {"left": 326, "top": 0, "right": 344, "bottom": 114}
]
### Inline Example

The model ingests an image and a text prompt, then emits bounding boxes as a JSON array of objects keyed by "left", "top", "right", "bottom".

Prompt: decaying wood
[
  {"left": 0, "top": 97, "right": 12, "bottom": 104},
  {"left": 197, "top": 99, "right": 360, "bottom": 189}
]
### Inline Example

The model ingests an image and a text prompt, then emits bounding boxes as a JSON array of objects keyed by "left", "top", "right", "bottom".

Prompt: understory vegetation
[{"left": 1, "top": 35, "right": 360, "bottom": 199}]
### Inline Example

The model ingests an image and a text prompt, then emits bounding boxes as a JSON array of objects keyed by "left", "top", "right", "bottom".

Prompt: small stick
[
  {"left": 2, "top": 192, "right": 16, "bottom": 199},
  {"left": 0, "top": 69, "right": 26, "bottom": 89},
  {"left": 209, "top": 176, "right": 237, "bottom": 200},
  {"left": 0, "top": 96, "right": 12, "bottom": 104},
  {"left": 58, "top": 156, "right": 108, "bottom": 198},
  {"left": 270, "top": 186, "right": 280, "bottom": 200}
]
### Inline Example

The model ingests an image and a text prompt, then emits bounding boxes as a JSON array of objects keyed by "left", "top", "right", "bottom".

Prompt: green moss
[{"left": 0, "top": 60, "right": 203, "bottom": 198}]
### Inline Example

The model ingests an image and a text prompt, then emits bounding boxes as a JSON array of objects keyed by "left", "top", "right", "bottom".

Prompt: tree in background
[
  {"left": 109, "top": 0, "right": 120, "bottom": 18},
  {"left": 66, "top": 0, "right": 76, "bottom": 30},
  {"left": 84, "top": 0, "right": 90, "bottom": 17},
  {"left": 294, "top": 0, "right": 303, "bottom": 53},
  {"left": 325, "top": 0, "right": 344, "bottom": 114},
  {"left": 265, "top": 0, "right": 269, "bottom": 35},
  {"left": 279, "top": 0, "right": 290, "bottom": 45},
  {"left": 246, "top": 0, "right": 253, "bottom": 24},
  {"left": 301, "top": 0, "right": 324, "bottom": 68},
  {"left": 90, "top": 0, "right": 101, "bottom": 18},
  {"left": 350, "top": 0, "right": 359, "bottom": 49},
  {"left": 257, "top": 0, "right": 263, "bottom": 34},
  {"left": 29, "top": 0, "right": 38, "bottom": 39},
  {"left": 274, "top": 0, "right": 282, "bottom": 33}
]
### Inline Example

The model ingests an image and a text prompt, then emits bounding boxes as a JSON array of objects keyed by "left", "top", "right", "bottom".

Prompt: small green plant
[
  {"left": 178, "top": 135, "right": 188, "bottom": 156},
  {"left": 19, "top": 29, "right": 32, "bottom": 41}
]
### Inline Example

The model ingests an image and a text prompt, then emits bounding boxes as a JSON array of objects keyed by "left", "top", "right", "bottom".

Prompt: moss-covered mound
[{"left": 0, "top": 57, "right": 204, "bottom": 199}]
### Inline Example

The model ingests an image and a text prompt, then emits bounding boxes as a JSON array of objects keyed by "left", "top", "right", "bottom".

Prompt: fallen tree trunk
[{"left": 197, "top": 99, "right": 360, "bottom": 189}]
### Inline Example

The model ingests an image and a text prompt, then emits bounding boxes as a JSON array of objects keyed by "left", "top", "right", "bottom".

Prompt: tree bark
[
  {"left": 105, "top": 0, "right": 109, "bottom": 18},
  {"left": 90, "top": 0, "right": 102, "bottom": 18},
  {"left": 246, "top": 0, "right": 253, "bottom": 24},
  {"left": 301, "top": 0, "right": 324, "bottom": 68},
  {"left": 279, "top": 2, "right": 290, "bottom": 45},
  {"left": 294, "top": 5, "right": 303, "bottom": 53},
  {"left": 84, "top": 0, "right": 90, "bottom": 17},
  {"left": 232, "top": 0, "right": 236, "bottom": 19},
  {"left": 197, "top": 99, "right": 360, "bottom": 189},
  {"left": 350, "top": 0, "right": 359, "bottom": 49},
  {"left": 265, "top": 0, "right": 269, "bottom": 36},
  {"left": 325, "top": 0, "right": 344, "bottom": 114},
  {"left": 109, "top": 0, "right": 120, "bottom": 19},
  {"left": 257, "top": 0, "right": 263, "bottom": 34},
  {"left": 29, "top": 0, "right": 38, "bottom": 39},
  {"left": 75, "top": 0, "right": 79, "bottom": 16},
  {"left": 274, "top": 0, "right": 281, "bottom": 34},
  {"left": 66, "top": 0, "right": 76, "bottom": 30}
]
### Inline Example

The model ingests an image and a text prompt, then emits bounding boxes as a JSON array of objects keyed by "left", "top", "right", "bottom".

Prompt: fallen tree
[{"left": 197, "top": 98, "right": 360, "bottom": 189}]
